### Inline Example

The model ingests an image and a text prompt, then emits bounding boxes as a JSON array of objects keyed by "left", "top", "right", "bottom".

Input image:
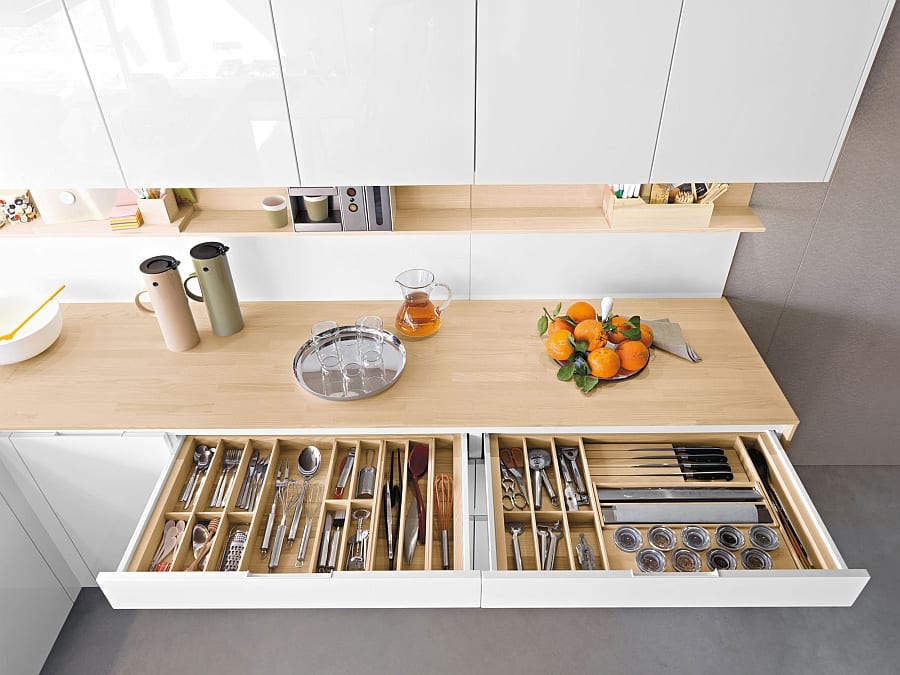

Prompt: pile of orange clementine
[{"left": 539, "top": 300, "right": 652, "bottom": 393}]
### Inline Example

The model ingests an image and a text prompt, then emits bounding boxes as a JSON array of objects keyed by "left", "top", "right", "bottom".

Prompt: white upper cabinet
[
  {"left": 475, "top": 1, "right": 682, "bottom": 184},
  {"left": 272, "top": 0, "right": 475, "bottom": 186},
  {"left": 0, "top": 1, "right": 123, "bottom": 187},
  {"left": 67, "top": 0, "right": 299, "bottom": 187},
  {"left": 651, "top": 0, "right": 894, "bottom": 182}
]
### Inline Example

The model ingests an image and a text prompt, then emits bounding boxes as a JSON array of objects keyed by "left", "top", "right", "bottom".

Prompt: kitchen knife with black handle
[
  {"left": 594, "top": 470, "right": 733, "bottom": 481},
  {"left": 598, "top": 462, "right": 732, "bottom": 471},
  {"left": 629, "top": 454, "right": 731, "bottom": 463},
  {"left": 586, "top": 445, "right": 726, "bottom": 456}
]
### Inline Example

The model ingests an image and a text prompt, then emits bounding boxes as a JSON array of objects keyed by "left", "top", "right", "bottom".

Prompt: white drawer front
[
  {"left": 480, "top": 431, "right": 869, "bottom": 608},
  {"left": 98, "top": 570, "right": 481, "bottom": 610},
  {"left": 480, "top": 570, "right": 869, "bottom": 608}
]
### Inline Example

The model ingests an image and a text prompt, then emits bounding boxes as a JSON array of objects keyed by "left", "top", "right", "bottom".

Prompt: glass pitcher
[{"left": 394, "top": 269, "right": 452, "bottom": 338}]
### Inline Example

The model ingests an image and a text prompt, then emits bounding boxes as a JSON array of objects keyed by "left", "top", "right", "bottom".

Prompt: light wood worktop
[{"left": 0, "top": 299, "right": 797, "bottom": 433}]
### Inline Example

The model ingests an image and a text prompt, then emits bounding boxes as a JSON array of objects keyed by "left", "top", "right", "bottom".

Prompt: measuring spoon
[
  {"left": 408, "top": 443, "right": 429, "bottom": 544},
  {"left": 289, "top": 445, "right": 321, "bottom": 545}
]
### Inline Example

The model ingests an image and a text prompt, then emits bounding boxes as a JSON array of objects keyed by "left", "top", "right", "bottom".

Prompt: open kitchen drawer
[
  {"left": 480, "top": 431, "right": 869, "bottom": 608},
  {"left": 97, "top": 434, "right": 478, "bottom": 608}
]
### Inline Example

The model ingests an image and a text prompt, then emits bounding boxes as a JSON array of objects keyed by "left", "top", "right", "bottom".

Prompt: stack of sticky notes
[{"left": 108, "top": 204, "right": 143, "bottom": 230}]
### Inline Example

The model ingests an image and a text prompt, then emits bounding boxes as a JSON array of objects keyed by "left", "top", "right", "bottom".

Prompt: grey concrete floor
[{"left": 42, "top": 466, "right": 899, "bottom": 675}]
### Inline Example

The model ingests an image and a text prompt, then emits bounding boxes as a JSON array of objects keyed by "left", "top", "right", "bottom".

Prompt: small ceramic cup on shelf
[
  {"left": 303, "top": 195, "right": 329, "bottom": 222},
  {"left": 262, "top": 195, "right": 289, "bottom": 229}
]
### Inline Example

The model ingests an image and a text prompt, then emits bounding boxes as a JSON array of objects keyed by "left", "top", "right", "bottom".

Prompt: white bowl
[{"left": 0, "top": 296, "right": 63, "bottom": 365}]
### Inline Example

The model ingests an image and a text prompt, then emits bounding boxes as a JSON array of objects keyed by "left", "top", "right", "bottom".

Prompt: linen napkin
[{"left": 644, "top": 319, "right": 702, "bottom": 362}]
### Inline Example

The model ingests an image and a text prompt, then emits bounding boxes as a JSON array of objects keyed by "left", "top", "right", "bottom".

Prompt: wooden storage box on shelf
[
  {"left": 136, "top": 190, "right": 179, "bottom": 225},
  {"left": 128, "top": 434, "right": 464, "bottom": 576},
  {"left": 600, "top": 184, "right": 714, "bottom": 229}
]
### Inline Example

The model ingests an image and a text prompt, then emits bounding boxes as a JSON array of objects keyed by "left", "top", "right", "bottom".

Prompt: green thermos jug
[{"left": 183, "top": 242, "right": 244, "bottom": 336}]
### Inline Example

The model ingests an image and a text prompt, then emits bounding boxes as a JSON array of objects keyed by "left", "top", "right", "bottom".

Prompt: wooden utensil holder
[
  {"left": 137, "top": 190, "right": 179, "bottom": 225},
  {"left": 128, "top": 434, "right": 463, "bottom": 574},
  {"left": 601, "top": 184, "right": 714, "bottom": 229}
]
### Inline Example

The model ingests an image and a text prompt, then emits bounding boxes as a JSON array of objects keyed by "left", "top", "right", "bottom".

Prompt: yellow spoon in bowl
[{"left": 0, "top": 284, "right": 66, "bottom": 341}]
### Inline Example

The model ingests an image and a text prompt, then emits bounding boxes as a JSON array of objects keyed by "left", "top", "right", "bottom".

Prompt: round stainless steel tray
[{"left": 292, "top": 325, "right": 407, "bottom": 401}]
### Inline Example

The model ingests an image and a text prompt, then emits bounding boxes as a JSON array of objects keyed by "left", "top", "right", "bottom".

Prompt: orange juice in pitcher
[{"left": 394, "top": 269, "right": 452, "bottom": 338}]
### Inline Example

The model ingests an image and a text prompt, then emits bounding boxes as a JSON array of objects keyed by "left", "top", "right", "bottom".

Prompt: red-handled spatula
[{"left": 408, "top": 443, "right": 429, "bottom": 544}]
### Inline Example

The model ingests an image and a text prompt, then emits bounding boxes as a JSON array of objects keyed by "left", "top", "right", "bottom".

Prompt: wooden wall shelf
[{"left": 0, "top": 185, "right": 765, "bottom": 238}]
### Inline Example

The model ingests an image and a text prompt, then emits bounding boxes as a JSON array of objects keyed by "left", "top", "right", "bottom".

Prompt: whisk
[
  {"left": 434, "top": 474, "right": 453, "bottom": 570},
  {"left": 295, "top": 482, "right": 323, "bottom": 568},
  {"left": 268, "top": 481, "right": 299, "bottom": 571}
]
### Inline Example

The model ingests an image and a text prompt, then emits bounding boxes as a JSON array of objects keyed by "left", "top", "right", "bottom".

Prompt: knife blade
[{"left": 601, "top": 502, "right": 768, "bottom": 524}]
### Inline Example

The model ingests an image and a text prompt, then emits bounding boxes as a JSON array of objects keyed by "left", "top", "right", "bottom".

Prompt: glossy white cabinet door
[
  {"left": 67, "top": 0, "right": 299, "bottom": 187},
  {"left": 0, "top": 491, "right": 72, "bottom": 675},
  {"left": 0, "top": 0, "right": 123, "bottom": 187},
  {"left": 11, "top": 433, "right": 173, "bottom": 582},
  {"left": 475, "top": 0, "right": 681, "bottom": 184},
  {"left": 273, "top": 0, "right": 475, "bottom": 185},
  {"left": 651, "top": 0, "right": 894, "bottom": 182}
]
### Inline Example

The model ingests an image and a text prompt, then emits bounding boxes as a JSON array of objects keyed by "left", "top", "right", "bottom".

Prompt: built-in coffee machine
[{"left": 289, "top": 186, "right": 392, "bottom": 232}]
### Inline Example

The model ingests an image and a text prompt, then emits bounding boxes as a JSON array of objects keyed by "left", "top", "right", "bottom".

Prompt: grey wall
[{"left": 726, "top": 8, "right": 900, "bottom": 465}]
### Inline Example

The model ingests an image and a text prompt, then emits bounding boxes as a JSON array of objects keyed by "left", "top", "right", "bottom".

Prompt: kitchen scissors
[
  {"left": 499, "top": 459, "right": 528, "bottom": 510},
  {"left": 499, "top": 448, "right": 529, "bottom": 507}
]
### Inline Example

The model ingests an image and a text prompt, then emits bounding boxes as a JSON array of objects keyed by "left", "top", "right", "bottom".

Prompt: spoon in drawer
[{"left": 151, "top": 520, "right": 185, "bottom": 571}]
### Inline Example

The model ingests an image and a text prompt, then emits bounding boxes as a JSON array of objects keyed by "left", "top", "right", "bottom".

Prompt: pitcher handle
[
  {"left": 433, "top": 282, "right": 452, "bottom": 315},
  {"left": 134, "top": 290, "right": 155, "bottom": 314},
  {"left": 183, "top": 273, "right": 204, "bottom": 302}
]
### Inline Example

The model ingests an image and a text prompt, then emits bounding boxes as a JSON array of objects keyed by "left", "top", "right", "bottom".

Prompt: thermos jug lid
[
  {"left": 190, "top": 241, "right": 229, "bottom": 260},
  {"left": 140, "top": 255, "right": 180, "bottom": 274}
]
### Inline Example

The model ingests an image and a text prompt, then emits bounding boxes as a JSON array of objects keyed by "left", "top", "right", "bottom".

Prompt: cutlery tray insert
[
  {"left": 489, "top": 433, "right": 834, "bottom": 573},
  {"left": 128, "top": 435, "right": 463, "bottom": 574}
]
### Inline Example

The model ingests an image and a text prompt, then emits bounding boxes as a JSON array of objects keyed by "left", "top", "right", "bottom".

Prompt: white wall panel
[
  {"left": 470, "top": 232, "right": 739, "bottom": 299},
  {"left": 0, "top": 234, "right": 472, "bottom": 302},
  {"left": 0, "top": 0, "right": 123, "bottom": 187},
  {"left": 0, "top": 233, "right": 738, "bottom": 301},
  {"left": 67, "top": 0, "right": 299, "bottom": 187}
]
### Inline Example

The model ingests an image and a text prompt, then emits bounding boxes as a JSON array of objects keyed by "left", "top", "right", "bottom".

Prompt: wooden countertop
[{"left": 0, "top": 299, "right": 797, "bottom": 433}]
